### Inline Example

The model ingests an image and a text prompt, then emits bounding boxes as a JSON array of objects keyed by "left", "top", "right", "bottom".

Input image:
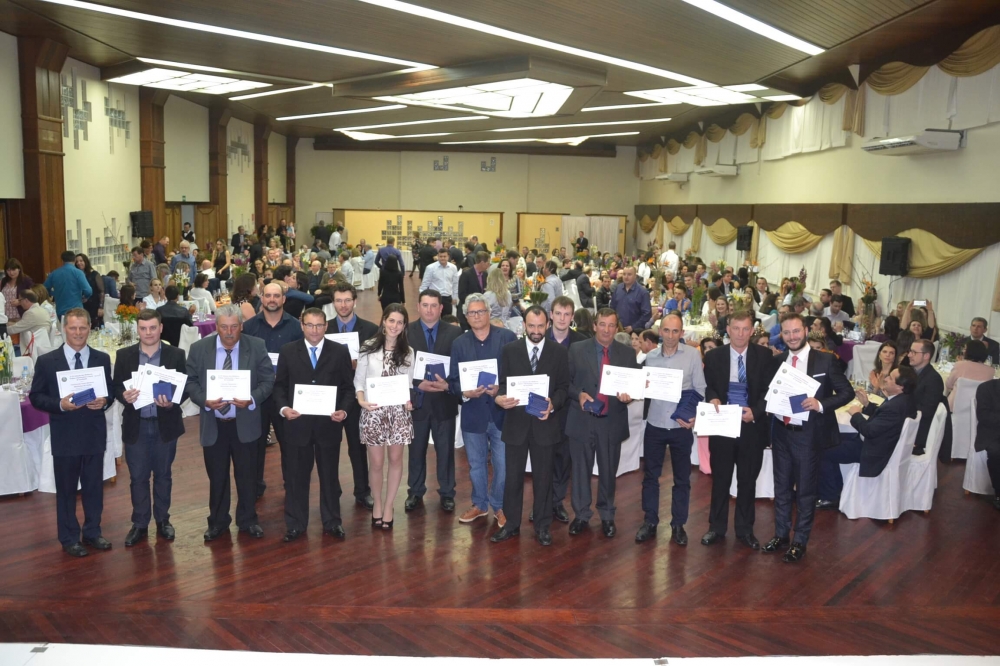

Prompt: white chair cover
[
  {"left": 851, "top": 341, "right": 882, "bottom": 384},
  {"left": 38, "top": 423, "right": 118, "bottom": 493},
  {"left": 322, "top": 303, "right": 337, "bottom": 323},
  {"left": 48, "top": 322, "right": 63, "bottom": 350},
  {"left": 103, "top": 295, "right": 120, "bottom": 315},
  {"left": 730, "top": 447, "right": 774, "bottom": 499},
  {"left": 950, "top": 377, "right": 983, "bottom": 460},
  {"left": 838, "top": 414, "right": 920, "bottom": 520},
  {"left": 562, "top": 280, "right": 582, "bottom": 311},
  {"left": 350, "top": 257, "right": 364, "bottom": 287},
  {"left": 105, "top": 401, "right": 124, "bottom": 459},
  {"left": 759, "top": 313, "right": 777, "bottom": 332},
  {"left": 0, "top": 391, "right": 37, "bottom": 495},
  {"left": 362, "top": 265, "right": 379, "bottom": 290},
  {"left": 525, "top": 403, "right": 643, "bottom": 477},
  {"left": 900, "top": 403, "right": 948, "bottom": 512},
  {"left": 12, "top": 356, "right": 33, "bottom": 376},
  {"left": 504, "top": 316, "right": 524, "bottom": 337},
  {"left": 178, "top": 324, "right": 200, "bottom": 354},
  {"left": 29, "top": 328, "right": 52, "bottom": 362},
  {"left": 962, "top": 392, "right": 995, "bottom": 495}
]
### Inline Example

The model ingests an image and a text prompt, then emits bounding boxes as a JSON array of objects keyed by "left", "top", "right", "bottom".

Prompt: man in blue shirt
[
  {"left": 375, "top": 236, "right": 405, "bottom": 272},
  {"left": 768, "top": 304, "right": 793, "bottom": 351},
  {"left": 44, "top": 250, "right": 92, "bottom": 321},
  {"left": 609, "top": 266, "right": 651, "bottom": 333}
]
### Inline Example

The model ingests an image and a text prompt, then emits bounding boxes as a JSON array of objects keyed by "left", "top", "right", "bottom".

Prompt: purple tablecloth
[
  {"left": 194, "top": 316, "right": 216, "bottom": 338},
  {"left": 836, "top": 340, "right": 860, "bottom": 363},
  {"left": 20, "top": 399, "right": 49, "bottom": 432}
]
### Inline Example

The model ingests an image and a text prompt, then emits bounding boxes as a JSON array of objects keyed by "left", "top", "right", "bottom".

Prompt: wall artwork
[
  {"left": 66, "top": 217, "right": 132, "bottom": 274},
  {"left": 228, "top": 127, "right": 251, "bottom": 172},
  {"left": 433, "top": 156, "right": 449, "bottom": 171},
  {"left": 104, "top": 82, "right": 132, "bottom": 155},
  {"left": 60, "top": 69, "right": 92, "bottom": 150},
  {"left": 481, "top": 157, "right": 496, "bottom": 172}
]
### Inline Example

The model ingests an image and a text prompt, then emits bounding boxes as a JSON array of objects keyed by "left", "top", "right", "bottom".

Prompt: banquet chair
[
  {"left": 0, "top": 390, "right": 37, "bottom": 495},
  {"left": 28, "top": 328, "right": 52, "bottom": 362},
  {"left": 362, "top": 265, "right": 378, "bottom": 290},
  {"left": 950, "top": 377, "right": 984, "bottom": 460},
  {"left": 178, "top": 324, "right": 200, "bottom": 354},
  {"left": 963, "top": 392, "right": 995, "bottom": 496},
  {"left": 730, "top": 447, "right": 774, "bottom": 499},
  {"left": 103, "top": 295, "right": 120, "bottom": 315},
  {"left": 901, "top": 403, "right": 948, "bottom": 512},
  {"left": 12, "top": 356, "right": 33, "bottom": 376},
  {"left": 838, "top": 413, "right": 920, "bottom": 521},
  {"left": 350, "top": 257, "right": 364, "bottom": 287},
  {"left": 759, "top": 313, "right": 777, "bottom": 332},
  {"left": 562, "top": 280, "right": 583, "bottom": 311},
  {"left": 322, "top": 303, "right": 337, "bottom": 323},
  {"left": 851, "top": 341, "right": 882, "bottom": 384}
]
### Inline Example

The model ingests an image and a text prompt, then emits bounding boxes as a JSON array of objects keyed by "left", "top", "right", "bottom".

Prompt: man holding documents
[
  {"left": 762, "top": 313, "right": 852, "bottom": 563},
  {"left": 29, "top": 308, "right": 113, "bottom": 557},
  {"left": 636, "top": 313, "right": 706, "bottom": 547},
  {"left": 701, "top": 310, "right": 773, "bottom": 550},
  {"left": 113, "top": 309, "right": 188, "bottom": 546},
  {"left": 186, "top": 304, "right": 275, "bottom": 541},
  {"left": 273, "top": 308, "right": 355, "bottom": 541},
  {"left": 566, "top": 308, "right": 641, "bottom": 539}
]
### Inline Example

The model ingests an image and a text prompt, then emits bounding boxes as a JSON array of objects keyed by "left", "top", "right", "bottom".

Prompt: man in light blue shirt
[
  {"left": 362, "top": 244, "right": 376, "bottom": 274},
  {"left": 169, "top": 241, "right": 197, "bottom": 282},
  {"left": 44, "top": 250, "right": 92, "bottom": 320}
]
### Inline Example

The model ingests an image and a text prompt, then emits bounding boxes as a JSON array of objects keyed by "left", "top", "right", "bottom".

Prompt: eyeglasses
[
  {"left": 908, "top": 349, "right": 928, "bottom": 356},
  {"left": 466, "top": 310, "right": 489, "bottom": 317},
  {"left": 302, "top": 323, "right": 326, "bottom": 330}
]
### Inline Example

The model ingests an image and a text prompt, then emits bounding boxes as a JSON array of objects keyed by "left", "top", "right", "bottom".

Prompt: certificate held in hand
[
  {"left": 292, "top": 384, "right": 338, "bottom": 416},
  {"left": 365, "top": 375, "right": 410, "bottom": 407},
  {"left": 693, "top": 402, "right": 743, "bottom": 439}
]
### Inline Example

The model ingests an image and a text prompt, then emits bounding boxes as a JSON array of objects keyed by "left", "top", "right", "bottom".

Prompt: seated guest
[
  {"left": 907, "top": 338, "right": 950, "bottom": 456},
  {"left": 32, "top": 284, "right": 58, "bottom": 324},
  {"left": 103, "top": 270, "right": 120, "bottom": 300},
  {"left": 901, "top": 301, "right": 937, "bottom": 341},
  {"left": 965, "top": 316, "right": 1000, "bottom": 362},
  {"left": 158, "top": 285, "right": 194, "bottom": 346},
  {"left": 573, "top": 308, "right": 594, "bottom": 338},
  {"left": 638, "top": 329, "right": 659, "bottom": 358},
  {"left": 142, "top": 279, "right": 167, "bottom": 310},
  {"left": 869, "top": 341, "right": 899, "bottom": 397},
  {"left": 188, "top": 273, "right": 216, "bottom": 314},
  {"left": 759, "top": 292, "right": 779, "bottom": 316},
  {"left": 708, "top": 296, "right": 729, "bottom": 338},
  {"left": 118, "top": 284, "right": 138, "bottom": 308},
  {"left": 8, "top": 290, "right": 51, "bottom": 354},
  {"left": 750, "top": 331, "right": 771, "bottom": 350},
  {"left": 806, "top": 331, "right": 828, "bottom": 353},
  {"left": 274, "top": 265, "right": 315, "bottom": 320},
  {"left": 973, "top": 379, "right": 1000, "bottom": 510},
  {"left": 810, "top": 316, "right": 842, "bottom": 351},
  {"left": 698, "top": 337, "right": 717, "bottom": 361},
  {"left": 596, "top": 274, "right": 613, "bottom": 309},
  {"left": 816, "top": 367, "right": 917, "bottom": 508},
  {"left": 664, "top": 285, "right": 692, "bottom": 314},
  {"left": 945, "top": 340, "right": 995, "bottom": 409}
]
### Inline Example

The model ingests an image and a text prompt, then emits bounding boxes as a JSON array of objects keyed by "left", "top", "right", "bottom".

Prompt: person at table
[
  {"left": 186, "top": 304, "right": 275, "bottom": 541},
  {"left": 29, "top": 308, "right": 113, "bottom": 557},
  {"left": 231, "top": 226, "right": 249, "bottom": 256},
  {"left": 483, "top": 267, "right": 518, "bottom": 327},
  {"left": 448, "top": 294, "right": 517, "bottom": 528},
  {"left": 536, "top": 259, "right": 563, "bottom": 316},
  {"left": 811, "top": 316, "right": 842, "bottom": 352},
  {"left": 906, "top": 338, "right": 951, "bottom": 457},
  {"left": 73, "top": 254, "right": 104, "bottom": 329},
  {"left": 762, "top": 313, "right": 853, "bottom": 563},
  {"left": 2, "top": 258, "right": 33, "bottom": 332},
  {"left": 242, "top": 282, "right": 304, "bottom": 499},
  {"left": 828, "top": 280, "right": 855, "bottom": 318},
  {"left": 377, "top": 256, "right": 405, "bottom": 312},
  {"left": 113, "top": 309, "right": 187, "bottom": 546},
  {"left": 973, "top": 379, "right": 1000, "bottom": 510},
  {"left": 900, "top": 301, "right": 937, "bottom": 342},
  {"left": 816, "top": 366, "right": 917, "bottom": 509},
  {"left": 45, "top": 250, "right": 92, "bottom": 323},
  {"left": 355, "top": 304, "right": 415, "bottom": 529},
  {"left": 158, "top": 286, "right": 193, "bottom": 346},
  {"left": 9, "top": 290, "right": 50, "bottom": 354},
  {"left": 405, "top": 289, "right": 462, "bottom": 514},
  {"left": 126, "top": 246, "right": 156, "bottom": 300},
  {"left": 565, "top": 308, "right": 640, "bottom": 539},
  {"left": 210, "top": 239, "right": 232, "bottom": 283},
  {"left": 964, "top": 317, "right": 1000, "bottom": 362},
  {"left": 489, "top": 306, "right": 569, "bottom": 546},
  {"left": 273, "top": 266, "right": 314, "bottom": 320},
  {"left": 664, "top": 285, "right": 691, "bottom": 314},
  {"left": 230, "top": 274, "right": 259, "bottom": 322},
  {"left": 945, "top": 340, "right": 995, "bottom": 409},
  {"left": 868, "top": 341, "right": 899, "bottom": 397},
  {"left": 189, "top": 273, "right": 217, "bottom": 314},
  {"left": 273, "top": 308, "right": 355, "bottom": 541},
  {"left": 420, "top": 247, "right": 459, "bottom": 316},
  {"left": 636, "top": 313, "right": 706, "bottom": 547},
  {"left": 596, "top": 273, "right": 613, "bottom": 310},
  {"left": 170, "top": 241, "right": 197, "bottom": 283},
  {"left": 142, "top": 279, "right": 167, "bottom": 310},
  {"left": 708, "top": 296, "right": 730, "bottom": 338},
  {"left": 824, "top": 295, "right": 851, "bottom": 328},
  {"left": 700, "top": 310, "right": 773, "bottom": 551},
  {"left": 610, "top": 267, "right": 651, "bottom": 335}
]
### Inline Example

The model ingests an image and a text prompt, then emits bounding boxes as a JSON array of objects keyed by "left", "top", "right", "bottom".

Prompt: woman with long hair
[
  {"left": 212, "top": 238, "right": 232, "bottom": 281},
  {"left": 573, "top": 308, "right": 595, "bottom": 337},
  {"left": 811, "top": 316, "right": 843, "bottom": 351},
  {"left": 945, "top": 340, "right": 995, "bottom": 409},
  {"left": 230, "top": 273, "right": 258, "bottom": 321},
  {"left": 1, "top": 258, "right": 33, "bottom": 327},
  {"left": 377, "top": 255, "right": 405, "bottom": 311},
  {"left": 75, "top": 254, "right": 105, "bottom": 328},
  {"left": 118, "top": 284, "right": 137, "bottom": 308},
  {"left": 869, "top": 341, "right": 899, "bottom": 396},
  {"left": 709, "top": 296, "right": 730, "bottom": 337},
  {"left": 354, "top": 304, "right": 414, "bottom": 530},
  {"left": 31, "top": 284, "right": 57, "bottom": 324},
  {"left": 142, "top": 278, "right": 167, "bottom": 310},
  {"left": 483, "top": 264, "right": 516, "bottom": 325},
  {"left": 498, "top": 258, "right": 523, "bottom": 311}
]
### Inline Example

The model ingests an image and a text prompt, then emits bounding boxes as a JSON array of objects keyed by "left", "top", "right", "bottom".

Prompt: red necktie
[
  {"left": 597, "top": 345, "right": 610, "bottom": 413},
  {"left": 783, "top": 354, "right": 798, "bottom": 425},
  {"left": 477, "top": 271, "right": 484, "bottom": 290}
]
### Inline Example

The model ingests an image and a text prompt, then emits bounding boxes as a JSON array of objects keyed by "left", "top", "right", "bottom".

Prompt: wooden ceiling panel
[{"left": 0, "top": 0, "right": 132, "bottom": 66}]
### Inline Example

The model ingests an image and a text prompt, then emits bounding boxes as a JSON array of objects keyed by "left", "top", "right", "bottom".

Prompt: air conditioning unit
[
  {"left": 654, "top": 172, "right": 689, "bottom": 182},
  {"left": 694, "top": 164, "right": 738, "bottom": 177},
  {"left": 861, "top": 129, "right": 965, "bottom": 155}
]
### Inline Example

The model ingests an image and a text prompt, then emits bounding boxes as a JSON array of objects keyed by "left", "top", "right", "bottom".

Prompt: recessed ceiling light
[
  {"left": 355, "top": 0, "right": 711, "bottom": 86},
  {"left": 679, "top": 0, "right": 824, "bottom": 55},
  {"left": 626, "top": 86, "right": 769, "bottom": 106},
  {"left": 137, "top": 58, "right": 231, "bottom": 74},
  {"left": 582, "top": 102, "right": 678, "bottom": 112},
  {"left": 373, "top": 79, "right": 576, "bottom": 118},
  {"left": 725, "top": 83, "right": 768, "bottom": 92},
  {"left": 442, "top": 131, "right": 640, "bottom": 147},
  {"left": 340, "top": 130, "right": 453, "bottom": 141},
  {"left": 277, "top": 105, "right": 407, "bottom": 121},
  {"left": 335, "top": 116, "right": 488, "bottom": 131},
  {"left": 490, "top": 118, "right": 672, "bottom": 133},
  {"left": 107, "top": 68, "right": 271, "bottom": 94},
  {"left": 763, "top": 94, "right": 803, "bottom": 102},
  {"left": 230, "top": 84, "right": 327, "bottom": 101}
]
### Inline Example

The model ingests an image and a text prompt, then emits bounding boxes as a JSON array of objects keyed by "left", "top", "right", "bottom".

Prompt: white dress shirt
[
  {"left": 525, "top": 336, "right": 545, "bottom": 366},
  {"left": 781, "top": 345, "right": 818, "bottom": 426},
  {"left": 420, "top": 261, "right": 458, "bottom": 297}
]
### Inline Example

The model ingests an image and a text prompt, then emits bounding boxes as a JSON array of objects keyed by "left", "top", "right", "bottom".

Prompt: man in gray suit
[
  {"left": 186, "top": 304, "right": 275, "bottom": 541},
  {"left": 565, "top": 307, "right": 641, "bottom": 538}
]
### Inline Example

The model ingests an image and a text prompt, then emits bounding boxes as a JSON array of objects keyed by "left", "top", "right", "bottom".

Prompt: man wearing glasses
[{"left": 906, "top": 339, "right": 951, "bottom": 457}]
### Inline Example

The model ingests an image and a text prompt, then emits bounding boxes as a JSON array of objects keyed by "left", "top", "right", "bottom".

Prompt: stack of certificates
[
  {"left": 123, "top": 365, "right": 188, "bottom": 409},
  {"left": 765, "top": 362, "right": 820, "bottom": 420}
]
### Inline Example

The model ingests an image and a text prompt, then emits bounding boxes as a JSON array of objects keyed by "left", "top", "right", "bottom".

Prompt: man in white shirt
[
  {"left": 823, "top": 295, "right": 852, "bottom": 327},
  {"left": 420, "top": 247, "right": 459, "bottom": 315},
  {"left": 338, "top": 250, "right": 355, "bottom": 287},
  {"left": 659, "top": 242, "right": 679, "bottom": 278}
]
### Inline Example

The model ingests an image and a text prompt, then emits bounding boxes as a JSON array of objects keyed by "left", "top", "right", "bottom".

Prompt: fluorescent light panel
[
  {"left": 679, "top": 0, "right": 824, "bottom": 55},
  {"left": 277, "top": 105, "right": 406, "bottom": 121},
  {"left": 582, "top": 102, "right": 677, "bottom": 112},
  {"left": 377, "top": 78, "right": 575, "bottom": 118},
  {"left": 490, "top": 117, "right": 672, "bottom": 133},
  {"left": 442, "top": 131, "right": 639, "bottom": 147},
  {"left": 340, "top": 130, "right": 453, "bottom": 141},
  {"left": 625, "top": 85, "right": 797, "bottom": 106},
  {"left": 230, "top": 84, "right": 326, "bottom": 101},
  {"left": 763, "top": 94, "right": 802, "bottom": 102},
  {"left": 335, "top": 116, "right": 488, "bottom": 131},
  {"left": 108, "top": 68, "right": 271, "bottom": 94}
]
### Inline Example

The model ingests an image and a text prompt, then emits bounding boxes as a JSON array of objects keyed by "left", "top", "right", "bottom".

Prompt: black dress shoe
[
  {"left": 783, "top": 542, "right": 807, "bottom": 563},
  {"left": 83, "top": 536, "right": 112, "bottom": 551},
  {"left": 568, "top": 518, "right": 588, "bottom": 535},
  {"left": 241, "top": 524, "right": 264, "bottom": 538},
  {"left": 204, "top": 526, "right": 227, "bottom": 542},
  {"left": 762, "top": 536, "right": 790, "bottom": 553},
  {"left": 404, "top": 495, "right": 423, "bottom": 512},
  {"left": 672, "top": 526, "right": 688, "bottom": 546},
  {"left": 553, "top": 504, "right": 570, "bottom": 523},
  {"left": 738, "top": 533, "right": 760, "bottom": 550},
  {"left": 324, "top": 525, "right": 346, "bottom": 539},
  {"left": 815, "top": 499, "right": 838, "bottom": 510},
  {"left": 536, "top": 529, "right": 552, "bottom": 546},
  {"left": 356, "top": 494, "right": 375, "bottom": 509},
  {"left": 124, "top": 526, "right": 148, "bottom": 547},
  {"left": 256, "top": 484, "right": 266, "bottom": 500},
  {"left": 63, "top": 542, "right": 88, "bottom": 557},
  {"left": 440, "top": 497, "right": 456, "bottom": 512},
  {"left": 156, "top": 521, "right": 175, "bottom": 541},
  {"left": 490, "top": 526, "right": 520, "bottom": 543},
  {"left": 635, "top": 522, "right": 657, "bottom": 543},
  {"left": 283, "top": 528, "right": 305, "bottom": 542},
  {"left": 700, "top": 531, "right": 723, "bottom": 546},
  {"left": 601, "top": 520, "right": 616, "bottom": 538}
]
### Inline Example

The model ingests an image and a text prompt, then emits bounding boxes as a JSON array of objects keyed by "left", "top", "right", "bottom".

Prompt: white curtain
[
  {"left": 560, "top": 215, "right": 589, "bottom": 251},
  {"left": 755, "top": 231, "right": 836, "bottom": 300},
  {"left": 864, "top": 67, "right": 955, "bottom": 139}
]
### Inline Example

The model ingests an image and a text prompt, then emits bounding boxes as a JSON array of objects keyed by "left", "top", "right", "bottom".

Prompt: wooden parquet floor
[{"left": 1, "top": 276, "right": 999, "bottom": 658}]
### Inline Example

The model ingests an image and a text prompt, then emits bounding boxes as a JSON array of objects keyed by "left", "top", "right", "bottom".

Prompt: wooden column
[
  {"left": 139, "top": 88, "right": 169, "bottom": 242},
  {"left": 286, "top": 134, "right": 296, "bottom": 211},
  {"left": 12, "top": 37, "right": 68, "bottom": 278},
  {"left": 253, "top": 122, "right": 270, "bottom": 231},
  {"left": 208, "top": 105, "right": 231, "bottom": 244}
]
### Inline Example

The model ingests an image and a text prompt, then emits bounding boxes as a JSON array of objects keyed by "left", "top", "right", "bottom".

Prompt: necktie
[
  {"left": 340, "top": 323, "right": 347, "bottom": 334},
  {"left": 220, "top": 348, "right": 233, "bottom": 416},
  {"left": 427, "top": 328, "right": 436, "bottom": 352},
  {"left": 477, "top": 271, "right": 484, "bottom": 290},
  {"left": 74, "top": 352, "right": 83, "bottom": 370},
  {"left": 530, "top": 345, "right": 539, "bottom": 373},
  {"left": 737, "top": 354, "right": 747, "bottom": 383},
  {"left": 597, "top": 345, "right": 610, "bottom": 412},
  {"left": 783, "top": 355, "right": 798, "bottom": 425},
  {"left": 310, "top": 346, "right": 318, "bottom": 369}
]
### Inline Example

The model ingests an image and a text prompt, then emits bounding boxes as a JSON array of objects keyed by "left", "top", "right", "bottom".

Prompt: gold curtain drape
[
  {"left": 666, "top": 215, "right": 689, "bottom": 235},
  {"left": 866, "top": 61, "right": 930, "bottom": 95},
  {"left": 730, "top": 113, "right": 757, "bottom": 136},
  {"left": 705, "top": 123, "right": 728, "bottom": 143},
  {"left": 666, "top": 139, "right": 681, "bottom": 155},
  {"left": 748, "top": 221, "right": 761, "bottom": 264},
  {"left": 765, "top": 221, "right": 824, "bottom": 254},
  {"left": 638, "top": 214, "right": 658, "bottom": 234},
  {"left": 689, "top": 218, "right": 703, "bottom": 254},
  {"left": 655, "top": 217, "right": 665, "bottom": 248},
  {"left": 938, "top": 25, "right": 1000, "bottom": 77},
  {"left": 818, "top": 83, "right": 850, "bottom": 104},
  {"left": 828, "top": 225, "right": 855, "bottom": 285},
  {"left": 860, "top": 228, "right": 982, "bottom": 278},
  {"left": 704, "top": 218, "right": 738, "bottom": 245}
]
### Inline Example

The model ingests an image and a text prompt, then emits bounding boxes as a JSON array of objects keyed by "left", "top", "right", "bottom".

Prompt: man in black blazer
[
  {"left": 29, "top": 308, "right": 113, "bottom": 557},
  {"left": 446, "top": 239, "right": 464, "bottom": 267},
  {"left": 762, "top": 313, "right": 853, "bottom": 563},
  {"left": 701, "top": 310, "right": 774, "bottom": 551},
  {"left": 565, "top": 307, "right": 641, "bottom": 538},
  {"left": 327, "top": 282, "right": 378, "bottom": 508},
  {"left": 829, "top": 280, "right": 855, "bottom": 318},
  {"left": 405, "top": 289, "right": 463, "bottom": 512},
  {"left": 231, "top": 226, "right": 248, "bottom": 256},
  {"left": 817, "top": 366, "right": 917, "bottom": 507},
  {"left": 966, "top": 317, "right": 1000, "bottom": 367},
  {"left": 973, "top": 379, "right": 1000, "bottom": 509},
  {"left": 113, "top": 309, "right": 188, "bottom": 546},
  {"left": 491, "top": 305, "right": 570, "bottom": 545},
  {"left": 418, "top": 238, "right": 438, "bottom": 280},
  {"left": 159, "top": 286, "right": 193, "bottom": 347},
  {"left": 906, "top": 337, "right": 951, "bottom": 457},
  {"left": 457, "top": 251, "right": 489, "bottom": 329},
  {"left": 273, "top": 308, "right": 356, "bottom": 541}
]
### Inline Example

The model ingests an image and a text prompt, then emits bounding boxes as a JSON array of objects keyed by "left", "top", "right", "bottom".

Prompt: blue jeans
[
  {"left": 641, "top": 425, "right": 693, "bottom": 527},
  {"left": 463, "top": 422, "right": 505, "bottom": 512}
]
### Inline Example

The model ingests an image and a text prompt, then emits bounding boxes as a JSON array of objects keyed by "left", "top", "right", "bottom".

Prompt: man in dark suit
[
  {"left": 490, "top": 305, "right": 570, "bottom": 546},
  {"left": 576, "top": 270, "right": 595, "bottom": 309},
  {"left": 966, "top": 317, "right": 1000, "bottom": 364},
  {"left": 113, "top": 309, "right": 187, "bottom": 546},
  {"left": 327, "top": 282, "right": 378, "bottom": 508},
  {"left": 314, "top": 221, "right": 332, "bottom": 248},
  {"left": 817, "top": 366, "right": 917, "bottom": 507},
  {"left": 906, "top": 337, "right": 951, "bottom": 456},
  {"left": 418, "top": 237, "right": 438, "bottom": 280},
  {"left": 446, "top": 239, "right": 464, "bottom": 267},
  {"left": 574, "top": 230, "right": 589, "bottom": 254},
  {"left": 973, "top": 379, "right": 1000, "bottom": 510},
  {"left": 829, "top": 280, "right": 855, "bottom": 318},
  {"left": 751, "top": 276, "right": 769, "bottom": 306},
  {"left": 525, "top": 254, "right": 538, "bottom": 278},
  {"left": 565, "top": 307, "right": 641, "bottom": 538},
  {"left": 231, "top": 226, "right": 249, "bottom": 256},
  {"left": 273, "top": 308, "right": 356, "bottom": 541},
  {"left": 104, "top": 271, "right": 120, "bottom": 300},
  {"left": 158, "top": 285, "right": 193, "bottom": 347},
  {"left": 186, "top": 304, "right": 275, "bottom": 541},
  {"left": 701, "top": 310, "right": 774, "bottom": 551},
  {"left": 405, "top": 289, "right": 463, "bottom": 513},
  {"left": 762, "top": 313, "right": 853, "bottom": 563},
  {"left": 29, "top": 308, "right": 113, "bottom": 557},
  {"left": 457, "top": 251, "right": 489, "bottom": 329}
]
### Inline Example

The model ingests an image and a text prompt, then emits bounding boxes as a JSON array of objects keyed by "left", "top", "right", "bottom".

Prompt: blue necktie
[
  {"left": 310, "top": 346, "right": 318, "bottom": 369},
  {"left": 426, "top": 328, "right": 435, "bottom": 352},
  {"left": 737, "top": 354, "right": 747, "bottom": 384},
  {"left": 340, "top": 323, "right": 347, "bottom": 334},
  {"left": 74, "top": 352, "right": 83, "bottom": 370}
]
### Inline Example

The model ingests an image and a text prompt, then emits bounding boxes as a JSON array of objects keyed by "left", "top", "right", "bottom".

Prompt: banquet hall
[{"left": 1, "top": 0, "right": 1000, "bottom": 663}]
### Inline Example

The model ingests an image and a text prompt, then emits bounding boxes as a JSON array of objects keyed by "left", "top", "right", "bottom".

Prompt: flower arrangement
[
  {"left": 173, "top": 268, "right": 191, "bottom": 291},
  {"left": 115, "top": 304, "right": 140, "bottom": 322},
  {"left": 939, "top": 331, "right": 965, "bottom": 360},
  {"left": 689, "top": 285, "right": 707, "bottom": 324},
  {"left": 798, "top": 266, "right": 808, "bottom": 286},
  {"left": 860, "top": 279, "right": 878, "bottom": 305},
  {"left": 0, "top": 335, "right": 14, "bottom": 383},
  {"left": 116, "top": 303, "right": 140, "bottom": 345},
  {"left": 730, "top": 291, "right": 750, "bottom": 313},
  {"left": 231, "top": 256, "right": 248, "bottom": 279}
]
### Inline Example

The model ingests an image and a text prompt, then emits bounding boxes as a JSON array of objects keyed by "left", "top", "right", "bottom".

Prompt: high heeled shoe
[
  {"left": 372, "top": 512, "right": 383, "bottom": 528},
  {"left": 381, "top": 519, "right": 394, "bottom": 530}
]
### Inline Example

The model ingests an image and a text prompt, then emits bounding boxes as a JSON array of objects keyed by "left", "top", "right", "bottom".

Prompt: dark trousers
[
  {"left": 440, "top": 295, "right": 453, "bottom": 317},
  {"left": 641, "top": 425, "right": 693, "bottom": 527},
  {"left": 256, "top": 396, "right": 282, "bottom": 495},
  {"left": 569, "top": 419, "right": 622, "bottom": 522},
  {"left": 408, "top": 415, "right": 456, "bottom": 499},
  {"left": 504, "top": 433, "right": 554, "bottom": 532},
  {"left": 551, "top": 430, "right": 571, "bottom": 505},
  {"left": 818, "top": 433, "right": 863, "bottom": 502},
  {"left": 203, "top": 419, "right": 258, "bottom": 530},
  {"left": 708, "top": 435, "right": 763, "bottom": 537},
  {"left": 344, "top": 404, "right": 371, "bottom": 500},
  {"left": 284, "top": 435, "right": 343, "bottom": 531},
  {"left": 53, "top": 453, "right": 104, "bottom": 547},
  {"left": 772, "top": 422, "right": 820, "bottom": 545},
  {"left": 126, "top": 419, "right": 178, "bottom": 527},
  {"left": 987, "top": 450, "right": 1000, "bottom": 496}
]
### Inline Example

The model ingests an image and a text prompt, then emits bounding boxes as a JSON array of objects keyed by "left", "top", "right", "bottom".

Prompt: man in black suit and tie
[
  {"left": 457, "top": 251, "right": 489, "bottom": 329},
  {"left": 231, "top": 226, "right": 248, "bottom": 256},
  {"left": 574, "top": 230, "right": 589, "bottom": 254},
  {"left": 829, "top": 280, "right": 855, "bottom": 318},
  {"left": 113, "top": 309, "right": 188, "bottom": 546},
  {"left": 751, "top": 276, "right": 769, "bottom": 306},
  {"left": 701, "top": 310, "right": 774, "bottom": 551},
  {"left": 565, "top": 308, "right": 641, "bottom": 538},
  {"left": 491, "top": 305, "right": 570, "bottom": 545},
  {"left": 906, "top": 338, "right": 951, "bottom": 457},
  {"left": 186, "top": 304, "right": 275, "bottom": 541},
  {"left": 405, "top": 289, "right": 463, "bottom": 513},
  {"left": 762, "top": 313, "right": 853, "bottom": 563},
  {"left": 966, "top": 317, "right": 1000, "bottom": 365},
  {"left": 816, "top": 366, "right": 917, "bottom": 508},
  {"left": 327, "top": 282, "right": 378, "bottom": 508},
  {"left": 29, "top": 308, "right": 113, "bottom": 557},
  {"left": 273, "top": 308, "right": 356, "bottom": 541}
]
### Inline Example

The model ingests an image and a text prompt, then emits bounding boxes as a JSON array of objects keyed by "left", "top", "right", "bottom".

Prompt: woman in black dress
[
  {"left": 211, "top": 238, "right": 231, "bottom": 281},
  {"left": 377, "top": 255, "right": 405, "bottom": 312},
  {"left": 75, "top": 253, "right": 104, "bottom": 328}
]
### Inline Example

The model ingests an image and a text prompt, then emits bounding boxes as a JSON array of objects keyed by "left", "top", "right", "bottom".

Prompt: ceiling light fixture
[
  {"left": 582, "top": 102, "right": 677, "bottom": 112},
  {"left": 372, "top": 78, "right": 576, "bottom": 118},
  {"left": 442, "top": 131, "right": 640, "bottom": 147},
  {"left": 277, "top": 105, "right": 406, "bottom": 121},
  {"left": 334, "top": 116, "right": 488, "bottom": 131},
  {"left": 107, "top": 68, "right": 271, "bottom": 94},
  {"left": 626, "top": 85, "right": 792, "bottom": 106},
  {"left": 340, "top": 130, "right": 453, "bottom": 141},
  {"left": 763, "top": 94, "right": 803, "bottom": 102},
  {"left": 490, "top": 117, "right": 672, "bottom": 133},
  {"left": 230, "top": 84, "right": 326, "bottom": 101},
  {"left": 679, "top": 0, "right": 824, "bottom": 55},
  {"left": 355, "top": 0, "right": 711, "bottom": 86}
]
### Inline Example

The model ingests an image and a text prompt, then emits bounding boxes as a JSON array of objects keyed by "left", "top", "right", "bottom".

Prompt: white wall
[
  {"left": 226, "top": 116, "right": 255, "bottom": 235},
  {"left": 61, "top": 58, "right": 140, "bottom": 274},
  {"left": 0, "top": 30, "right": 24, "bottom": 199},
  {"left": 164, "top": 95, "right": 209, "bottom": 202},
  {"left": 268, "top": 132, "right": 287, "bottom": 203}
]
